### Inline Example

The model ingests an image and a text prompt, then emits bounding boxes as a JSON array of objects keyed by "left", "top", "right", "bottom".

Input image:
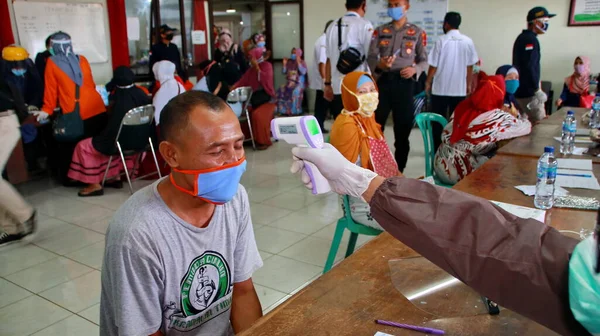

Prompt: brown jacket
[{"left": 370, "top": 177, "right": 590, "bottom": 336}]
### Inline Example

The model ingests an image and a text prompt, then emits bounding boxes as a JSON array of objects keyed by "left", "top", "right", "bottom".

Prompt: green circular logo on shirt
[{"left": 180, "top": 251, "right": 232, "bottom": 317}]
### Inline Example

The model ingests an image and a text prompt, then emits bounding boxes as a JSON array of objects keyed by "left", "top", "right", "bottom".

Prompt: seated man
[{"left": 100, "top": 91, "right": 263, "bottom": 336}]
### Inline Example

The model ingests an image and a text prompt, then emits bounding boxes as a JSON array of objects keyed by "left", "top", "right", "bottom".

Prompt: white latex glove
[
  {"left": 535, "top": 90, "right": 548, "bottom": 103},
  {"left": 291, "top": 143, "right": 378, "bottom": 199},
  {"left": 32, "top": 111, "right": 49, "bottom": 122}
]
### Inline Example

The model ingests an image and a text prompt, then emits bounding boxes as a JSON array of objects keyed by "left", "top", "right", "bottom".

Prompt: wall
[
  {"left": 302, "top": 0, "right": 600, "bottom": 111},
  {"left": 8, "top": 0, "right": 114, "bottom": 83}
]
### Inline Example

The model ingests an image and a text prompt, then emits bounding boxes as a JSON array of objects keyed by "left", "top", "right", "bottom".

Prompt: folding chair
[
  {"left": 101, "top": 104, "right": 162, "bottom": 194},
  {"left": 227, "top": 87, "right": 256, "bottom": 150},
  {"left": 415, "top": 113, "right": 453, "bottom": 188}
]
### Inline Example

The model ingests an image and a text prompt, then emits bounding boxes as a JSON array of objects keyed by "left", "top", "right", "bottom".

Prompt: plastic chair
[
  {"left": 323, "top": 195, "right": 382, "bottom": 273},
  {"left": 101, "top": 104, "right": 162, "bottom": 194},
  {"left": 227, "top": 87, "right": 256, "bottom": 150},
  {"left": 414, "top": 113, "right": 453, "bottom": 188}
]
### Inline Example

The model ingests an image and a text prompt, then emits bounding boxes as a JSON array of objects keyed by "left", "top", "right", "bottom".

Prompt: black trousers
[
  {"left": 330, "top": 94, "right": 343, "bottom": 121},
  {"left": 431, "top": 95, "right": 465, "bottom": 152},
  {"left": 375, "top": 73, "right": 415, "bottom": 172},
  {"left": 314, "top": 90, "right": 332, "bottom": 131}
]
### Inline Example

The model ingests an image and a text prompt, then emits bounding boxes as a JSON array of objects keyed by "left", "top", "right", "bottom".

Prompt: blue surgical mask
[
  {"left": 473, "top": 65, "right": 481, "bottom": 73},
  {"left": 11, "top": 68, "right": 27, "bottom": 77},
  {"left": 256, "top": 41, "right": 266, "bottom": 48},
  {"left": 387, "top": 7, "right": 404, "bottom": 21},
  {"left": 171, "top": 157, "right": 247, "bottom": 204},
  {"left": 569, "top": 236, "right": 600, "bottom": 336},
  {"left": 290, "top": 54, "right": 297, "bottom": 61},
  {"left": 505, "top": 79, "right": 520, "bottom": 95},
  {"left": 49, "top": 48, "right": 55, "bottom": 56}
]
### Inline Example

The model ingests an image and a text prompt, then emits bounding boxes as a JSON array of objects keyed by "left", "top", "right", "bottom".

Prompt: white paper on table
[
  {"left": 556, "top": 158, "right": 593, "bottom": 171},
  {"left": 576, "top": 129, "right": 590, "bottom": 136},
  {"left": 491, "top": 201, "right": 546, "bottom": 223},
  {"left": 126, "top": 17, "right": 140, "bottom": 41},
  {"left": 191, "top": 30, "right": 206, "bottom": 45},
  {"left": 572, "top": 147, "right": 588, "bottom": 156},
  {"left": 375, "top": 333, "right": 395, "bottom": 336},
  {"left": 555, "top": 170, "right": 600, "bottom": 190},
  {"left": 515, "top": 185, "right": 569, "bottom": 197},
  {"left": 554, "top": 136, "right": 594, "bottom": 144}
]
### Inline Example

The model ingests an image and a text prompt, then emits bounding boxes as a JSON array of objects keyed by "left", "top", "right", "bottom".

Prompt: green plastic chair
[
  {"left": 323, "top": 195, "right": 382, "bottom": 273},
  {"left": 415, "top": 113, "right": 453, "bottom": 188}
]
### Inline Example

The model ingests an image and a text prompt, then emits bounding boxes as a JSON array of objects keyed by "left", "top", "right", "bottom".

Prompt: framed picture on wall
[{"left": 568, "top": 0, "right": 600, "bottom": 26}]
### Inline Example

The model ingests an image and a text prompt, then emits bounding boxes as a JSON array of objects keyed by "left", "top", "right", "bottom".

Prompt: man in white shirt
[
  {"left": 324, "top": 0, "right": 374, "bottom": 120},
  {"left": 425, "top": 11, "right": 478, "bottom": 151},
  {"left": 311, "top": 20, "right": 334, "bottom": 133}
]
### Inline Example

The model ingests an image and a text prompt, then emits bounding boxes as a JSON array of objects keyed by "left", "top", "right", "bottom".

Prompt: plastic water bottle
[
  {"left": 560, "top": 111, "right": 576, "bottom": 155},
  {"left": 534, "top": 146, "right": 558, "bottom": 210},
  {"left": 591, "top": 93, "right": 600, "bottom": 128}
]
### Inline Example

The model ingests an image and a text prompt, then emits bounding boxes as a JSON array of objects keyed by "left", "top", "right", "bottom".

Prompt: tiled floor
[{"left": 0, "top": 122, "right": 425, "bottom": 335}]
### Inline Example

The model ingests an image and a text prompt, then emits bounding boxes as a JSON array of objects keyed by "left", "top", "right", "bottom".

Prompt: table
[
  {"left": 498, "top": 107, "right": 600, "bottom": 163},
  {"left": 453, "top": 154, "right": 598, "bottom": 233}
]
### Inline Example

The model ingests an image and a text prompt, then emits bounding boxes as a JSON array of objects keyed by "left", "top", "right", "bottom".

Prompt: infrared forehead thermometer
[{"left": 271, "top": 116, "right": 331, "bottom": 195}]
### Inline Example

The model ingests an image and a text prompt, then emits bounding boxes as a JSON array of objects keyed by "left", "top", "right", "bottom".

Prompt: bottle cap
[
  {"left": 544, "top": 146, "right": 555, "bottom": 153},
  {"left": 568, "top": 111, "right": 575, "bottom": 115}
]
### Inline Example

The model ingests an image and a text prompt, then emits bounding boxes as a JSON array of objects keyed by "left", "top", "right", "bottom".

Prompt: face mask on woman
[
  {"left": 11, "top": 68, "right": 27, "bottom": 77},
  {"left": 569, "top": 235, "right": 600, "bottom": 336},
  {"left": 290, "top": 54, "right": 297, "bottom": 61},
  {"left": 256, "top": 41, "right": 266, "bottom": 48},
  {"left": 505, "top": 79, "right": 520, "bottom": 95},
  {"left": 473, "top": 65, "right": 481, "bottom": 74},
  {"left": 575, "top": 64, "right": 585, "bottom": 75},
  {"left": 356, "top": 92, "right": 379, "bottom": 117}
]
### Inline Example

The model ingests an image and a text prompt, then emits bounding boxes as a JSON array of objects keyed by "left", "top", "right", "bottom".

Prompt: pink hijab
[{"left": 566, "top": 56, "right": 590, "bottom": 95}]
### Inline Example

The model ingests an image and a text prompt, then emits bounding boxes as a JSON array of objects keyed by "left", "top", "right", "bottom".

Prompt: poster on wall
[
  {"left": 568, "top": 0, "right": 600, "bottom": 26},
  {"left": 365, "top": 0, "right": 448, "bottom": 53}
]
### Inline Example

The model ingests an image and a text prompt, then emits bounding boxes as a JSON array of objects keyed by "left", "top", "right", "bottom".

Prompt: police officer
[
  {"left": 513, "top": 7, "right": 555, "bottom": 124},
  {"left": 150, "top": 25, "right": 184, "bottom": 79},
  {"left": 368, "top": 0, "right": 427, "bottom": 173}
]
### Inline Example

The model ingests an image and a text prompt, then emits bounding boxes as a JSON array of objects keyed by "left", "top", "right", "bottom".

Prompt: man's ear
[{"left": 159, "top": 141, "right": 179, "bottom": 169}]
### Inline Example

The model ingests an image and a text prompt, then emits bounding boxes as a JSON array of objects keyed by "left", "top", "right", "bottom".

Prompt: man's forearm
[
  {"left": 325, "top": 58, "right": 332, "bottom": 83},
  {"left": 319, "top": 63, "right": 326, "bottom": 80},
  {"left": 231, "top": 282, "right": 262, "bottom": 333},
  {"left": 426, "top": 66, "right": 437, "bottom": 85}
]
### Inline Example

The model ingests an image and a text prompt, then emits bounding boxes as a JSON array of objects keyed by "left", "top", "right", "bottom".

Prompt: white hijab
[{"left": 152, "top": 61, "right": 186, "bottom": 125}]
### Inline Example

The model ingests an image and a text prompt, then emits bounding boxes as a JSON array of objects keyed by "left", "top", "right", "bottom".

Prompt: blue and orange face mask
[{"left": 170, "top": 157, "right": 247, "bottom": 204}]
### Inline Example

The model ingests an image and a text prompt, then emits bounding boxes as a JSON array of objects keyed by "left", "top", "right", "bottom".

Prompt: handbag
[
  {"left": 335, "top": 17, "right": 365, "bottom": 75},
  {"left": 250, "top": 89, "right": 271, "bottom": 108},
  {"left": 53, "top": 84, "right": 84, "bottom": 142},
  {"left": 356, "top": 119, "right": 398, "bottom": 178}
]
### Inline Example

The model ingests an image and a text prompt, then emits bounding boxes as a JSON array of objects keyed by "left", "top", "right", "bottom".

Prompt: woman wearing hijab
[
  {"left": 434, "top": 75, "right": 531, "bottom": 184},
  {"left": 330, "top": 72, "right": 398, "bottom": 230},
  {"left": 37, "top": 31, "right": 107, "bottom": 185},
  {"left": 152, "top": 60, "right": 186, "bottom": 124},
  {"left": 67, "top": 66, "right": 151, "bottom": 197},
  {"left": 495, "top": 65, "right": 522, "bottom": 117},
  {"left": 276, "top": 47, "right": 308, "bottom": 115},
  {"left": 233, "top": 47, "right": 276, "bottom": 150},
  {"left": 557, "top": 56, "right": 592, "bottom": 108}
]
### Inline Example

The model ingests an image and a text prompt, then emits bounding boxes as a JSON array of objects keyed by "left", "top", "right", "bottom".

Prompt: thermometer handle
[{"left": 303, "top": 161, "right": 331, "bottom": 195}]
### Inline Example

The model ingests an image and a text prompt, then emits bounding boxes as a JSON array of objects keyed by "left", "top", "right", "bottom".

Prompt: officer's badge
[
  {"left": 380, "top": 40, "right": 390, "bottom": 46},
  {"left": 382, "top": 28, "right": 391, "bottom": 34},
  {"left": 407, "top": 28, "right": 416, "bottom": 36}
]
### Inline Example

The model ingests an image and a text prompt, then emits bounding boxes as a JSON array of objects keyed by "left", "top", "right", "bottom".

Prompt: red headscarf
[
  {"left": 450, "top": 75, "right": 505, "bottom": 144},
  {"left": 565, "top": 55, "right": 591, "bottom": 95}
]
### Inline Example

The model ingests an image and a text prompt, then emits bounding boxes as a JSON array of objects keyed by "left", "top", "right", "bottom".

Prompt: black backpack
[{"left": 335, "top": 17, "right": 365, "bottom": 75}]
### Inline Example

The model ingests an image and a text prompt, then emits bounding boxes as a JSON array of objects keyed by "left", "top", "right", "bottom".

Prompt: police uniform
[
  {"left": 367, "top": 22, "right": 428, "bottom": 172},
  {"left": 512, "top": 6, "right": 555, "bottom": 123}
]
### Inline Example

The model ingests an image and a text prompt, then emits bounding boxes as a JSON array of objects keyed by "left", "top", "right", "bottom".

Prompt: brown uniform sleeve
[
  {"left": 414, "top": 29, "right": 428, "bottom": 80},
  {"left": 369, "top": 177, "right": 590, "bottom": 336}
]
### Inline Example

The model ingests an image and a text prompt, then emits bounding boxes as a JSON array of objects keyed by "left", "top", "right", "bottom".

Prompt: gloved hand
[
  {"left": 535, "top": 90, "right": 548, "bottom": 103},
  {"left": 27, "top": 105, "right": 39, "bottom": 112},
  {"left": 291, "top": 143, "right": 378, "bottom": 199},
  {"left": 32, "top": 111, "right": 49, "bottom": 122}
]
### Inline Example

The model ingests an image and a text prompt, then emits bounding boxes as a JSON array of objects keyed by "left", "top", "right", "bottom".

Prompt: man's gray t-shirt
[{"left": 100, "top": 180, "right": 262, "bottom": 336}]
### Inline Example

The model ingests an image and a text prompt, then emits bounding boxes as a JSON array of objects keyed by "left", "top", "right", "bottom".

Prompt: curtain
[
  {"left": 0, "top": 0, "right": 15, "bottom": 49},
  {"left": 106, "top": 0, "right": 130, "bottom": 68}
]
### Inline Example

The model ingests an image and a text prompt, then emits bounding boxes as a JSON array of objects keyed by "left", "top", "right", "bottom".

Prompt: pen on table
[
  {"left": 557, "top": 173, "right": 592, "bottom": 178},
  {"left": 375, "top": 320, "right": 445, "bottom": 335}
]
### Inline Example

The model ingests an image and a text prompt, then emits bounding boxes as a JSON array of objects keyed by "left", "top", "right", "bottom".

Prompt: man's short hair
[
  {"left": 345, "top": 0, "right": 365, "bottom": 10},
  {"left": 159, "top": 91, "right": 227, "bottom": 143},
  {"left": 45, "top": 35, "right": 52, "bottom": 48},
  {"left": 325, "top": 20, "right": 334, "bottom": 33},
  {"left": 444, "top": 12, "right": 461, "bottom": 29}
]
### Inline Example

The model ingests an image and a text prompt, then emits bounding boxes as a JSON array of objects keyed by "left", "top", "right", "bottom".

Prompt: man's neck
[
  {"left": 157, "top": 178, "right": 216, "bottom": 229},
  {"left": 393, "top": 17, "right": 408, "bottom": 29},
  {"left": 527, "top": 26, "right": 538, "bottom": 35},
  {"left": 446, "top": 28, "right": 458, "bottom": 34},
  {"left": 162, "top": 40, "right": 170, "bottom": 45},
  {"left": 347, "top": 9, "right": 362, "bottom": 17}
]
